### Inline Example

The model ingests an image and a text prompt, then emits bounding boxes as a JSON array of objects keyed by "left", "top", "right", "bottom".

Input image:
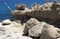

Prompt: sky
[{"left": 0, "top": 0, "right": 55, "bottom": 11}]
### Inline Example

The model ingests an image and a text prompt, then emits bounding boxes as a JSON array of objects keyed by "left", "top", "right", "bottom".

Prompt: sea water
[{"left": 0, "top": 11, "right": 11, "bottom": 20}]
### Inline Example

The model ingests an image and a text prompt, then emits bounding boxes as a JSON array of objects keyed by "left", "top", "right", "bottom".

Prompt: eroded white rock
[
  {"left": 40, "top": 24, "right": 60, "bottom": 39},
  {"left": 28, "top": 22, "right": 47, "bottom": 37},
  {"left": 23, "top": 18, "right": 40, "bottom": 35},
  {"left": 2, "top": 19, "right": 11, "bottom": 25}
]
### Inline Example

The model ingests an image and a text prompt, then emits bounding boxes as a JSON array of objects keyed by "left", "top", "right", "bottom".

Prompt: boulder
[
  {"left": 11, "top": 10, "right": 20, "bottom": 14},
  {"left": 23, "top": 18, "right": 40, "bottom": 35},
  {"left": 15, "top": 4, "right": 26, "bottom": 10},
  {"left": 2, "top": 19, "right": 11, "bottom": 25},
  {"left": 40, "top": 24, "right": 60, "bottom": 39},
  {"left": 55, "top": 27, "right": 60, "bottom": 33},
  {"left": 25, "top": 18, "right": 40, "bottom": 29},
  {"left": 15, "top": 20, "right": 21, "bottom": 23},
  {"left": 28, "top": 22, "right": 47, "bottom": 37},
  {"left": 57, "top": 37, "right": 60, "bottom": 39}
]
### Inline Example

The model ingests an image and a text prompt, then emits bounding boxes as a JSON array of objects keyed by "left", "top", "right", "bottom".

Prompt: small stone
[
  {"left": 16, "top": 4, "right": 26, "bottom": 10},
  {"left": 0, "top": 27, "right": 5, "bottom": 31},
  {"left": 7, "top": 35, "right": 11, "bottom": 37},
  {"left": 2, "top": 19, "right": 11, "bottom": 25}
]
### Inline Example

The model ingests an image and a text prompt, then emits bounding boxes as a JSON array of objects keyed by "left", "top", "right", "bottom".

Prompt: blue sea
[{"left": 0, "top": 11, "right": 11, "bottom": 20}]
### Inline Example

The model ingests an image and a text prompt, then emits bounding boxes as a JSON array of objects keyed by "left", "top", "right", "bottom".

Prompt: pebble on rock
[{"left": 2, "top": 19, "right": 12, "bottom": 25}]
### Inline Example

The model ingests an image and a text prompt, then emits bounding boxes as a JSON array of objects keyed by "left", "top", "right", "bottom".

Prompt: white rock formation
[
  {"left": 2, "top": 19, "right": 12, "bottom": 25},
  {"left": 25, "top": 18, "right": 40, "bottom": 29},
  {"left": 55, "top": 27, "right": 60, "bottom": 33},
  {"left": 0, "top": 21, "right": 30, "bottom": 39},
  {"left": 28, "top": 22, "right": 47, "bottom": 37},
  {"left": 23, "top": 18, "right": 40, "bottom": 35},
  {"left": 40, "top": 24, "right": 60, "bottom": 39},
  {"left": 0, "top": 35, "right": 32, "bottom": 39},
  {"left": 0, "top": 18, "right": 60, "bottom": 39},
  {"left": 57, "top": 37, "right": 60, "bottom": 39},
  {"left": 16, "top": 36, "right": 32, "bottom": 39}
]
